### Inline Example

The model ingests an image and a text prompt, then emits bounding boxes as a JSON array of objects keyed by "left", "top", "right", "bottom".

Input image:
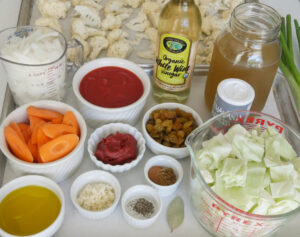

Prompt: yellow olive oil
[{"left": 0, "top": 185, "right": 61, "bottom": 236}]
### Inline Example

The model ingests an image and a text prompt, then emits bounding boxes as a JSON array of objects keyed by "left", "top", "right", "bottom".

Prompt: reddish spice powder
[{"left": 148, "top": 166, "right": 177, "bottom": 186}]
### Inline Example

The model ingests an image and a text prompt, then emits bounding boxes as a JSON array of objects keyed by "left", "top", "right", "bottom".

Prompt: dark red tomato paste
[
  {"left": 79, "top": 66, "right": 144, "bottom": 108},
  {"left": 95, "top": 132, "right": 137, "bottom": 165}
]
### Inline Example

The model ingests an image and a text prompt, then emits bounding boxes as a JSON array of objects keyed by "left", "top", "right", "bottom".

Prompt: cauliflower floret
[
  {"left": 156, "top": 0, "right": 169, "bottom": 7},
  {"left": 126, "top": 11, "right": 150, "bottom": 32},
  {"left": 137, "top": 43, "right": 156, "bottom": 59},
  {"left": 148, "top": 12, "right": 159, "bottom": 28},
  {"left": 37, "top": 0, "right": 71, "bottom": 19},
  {"left": 222, "top": 0, "right": 243, "bottom": 9},
  {"left": 104, "top": 0, "right": 132, "bottom": 16},
  {"left": 71, "top": 18, "right": 105, "bottom": 39},
  {"left": 141, "top": 1, "right": 161, "bottom": 15},
  {"left": 107, "top": 40, "right": 132, "bottom": 58},
  {"left": 35, "top": 17, "right": 62, "bottom": 33},
  {"left": 101, "top": 14, "right": 122, "bottom": 31},
  {"left": 124, "top": 0, "right": 144, "bottom": 8},
  {"left": 132, "top": 33, "right": 147, "bottom": 45},
  {"left": 145, "top": 27, "right": 157, "bottom": 43},
  {"left": 88, "top": 36, "right": 109, "bottom": 60},
  {"left": 201, "top": 15, "right": 226, "bottom": 35},
  {"left": 71, "top": 0, "right": 103, "bottom": 10},
  {"left": 73, "top": 5, "right": 101, "bottom": 28},
  {"left": 67, "top": 34, "right": 90, "bottom": 62},
  {"left": 107, "top": 29, "right": 129, "bottom": 45}
]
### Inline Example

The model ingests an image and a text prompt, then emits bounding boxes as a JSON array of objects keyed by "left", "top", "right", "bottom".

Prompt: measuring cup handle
[{"left": 66, "top": 38, "right": 84, "bottom": 70}]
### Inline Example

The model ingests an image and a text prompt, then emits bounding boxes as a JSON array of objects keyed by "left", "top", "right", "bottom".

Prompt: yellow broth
[{"left": 0, "top": 185, "right": 61, "bottom": 236}]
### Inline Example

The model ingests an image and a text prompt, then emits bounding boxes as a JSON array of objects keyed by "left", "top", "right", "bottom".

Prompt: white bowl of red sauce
[
  {"left": 87, "top": 123, "right": 146, "bottom": 173},
  {"left": 73, "top": 58, "right": 151, "bottom": 128}
]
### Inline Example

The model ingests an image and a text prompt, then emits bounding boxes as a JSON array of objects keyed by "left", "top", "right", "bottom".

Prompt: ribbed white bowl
[
  {"left": 0, "top": 100, "right": 87, "bottom": 183},
  {"left": 88, "top": 123, "right": 146, "bottom": 173},
  {"left": 72, "top": 58, "right": 151, "bottom": 128},
  {"left": 142, "top": 103, "right": 203, "bottom": 159}
]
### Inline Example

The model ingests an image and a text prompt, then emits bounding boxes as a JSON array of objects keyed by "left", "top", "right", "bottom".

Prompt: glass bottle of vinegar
[
  {"left": 153, "top": 0, "right": 201, "bottom": 103},
  {"left": 204, "top": 3, "right": 281, "bottom": 111}
]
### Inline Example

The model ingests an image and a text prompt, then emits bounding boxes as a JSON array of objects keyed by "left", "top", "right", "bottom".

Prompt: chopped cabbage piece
[
  {"left": 252, "top": 190, "right": 275, "bottom": 215},
  {"left": 197, "top": 133, "right": 232, "bottom": 170},
  {"left": 270, "top": 164, "right": 297, "bottom": 182},
  {"left": 268, "top": 200, "right": 299, "bottom": 215},
  {"left": 232, "top": 133, "right": 264, "bottom": 162},
  {"left": 224, "top": 124, "right": 248, "bottom": 142},
  {"left": 215, "top": 171, "right": 257, "bottom": 212},
  {"left": 270, "top": 181, "right": 296, "bottom": 199},
  {"left": 219, "top": 158, "right": 247, "bottom": 188},
  {"left": 245, "top": 162, "right": 266, "bottom": 196},
  {"left": 200, "top": 169, "right": 214, "bottom": 184}
]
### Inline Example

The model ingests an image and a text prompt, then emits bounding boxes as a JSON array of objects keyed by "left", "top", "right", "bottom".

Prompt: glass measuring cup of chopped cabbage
[
  {"left": 0, "top": 26, "right": 83, "bottom": 106},
  {"left": 185, "top": 111, "right": 300, "bottom": 237}
]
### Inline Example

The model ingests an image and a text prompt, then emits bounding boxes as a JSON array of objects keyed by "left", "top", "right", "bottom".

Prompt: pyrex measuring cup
[
  {"left": 0, "top": 26, "right": 82, "bottom": 106},
  {"left": 185, "top": 111, "right": 300, "bottom": 237}
]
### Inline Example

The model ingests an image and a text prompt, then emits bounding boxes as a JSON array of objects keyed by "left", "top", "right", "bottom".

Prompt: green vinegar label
[{"left": 156, "top": 34, "right": 191, "bottom": 88}]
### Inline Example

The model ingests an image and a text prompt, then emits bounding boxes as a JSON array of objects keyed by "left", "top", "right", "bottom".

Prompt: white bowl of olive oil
[{"left": 0, "top": 175, "right": 65, "bottom": 237}]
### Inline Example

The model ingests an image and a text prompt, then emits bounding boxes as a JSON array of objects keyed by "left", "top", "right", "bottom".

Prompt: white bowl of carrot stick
[{"left": 0, "top": 100, "right": 87, "bottom": 183}]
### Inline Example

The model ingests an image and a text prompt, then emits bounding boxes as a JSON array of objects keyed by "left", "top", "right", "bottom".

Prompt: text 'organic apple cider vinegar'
[{"left": 153, "top": 0, "right": 201, "bottom": 103}]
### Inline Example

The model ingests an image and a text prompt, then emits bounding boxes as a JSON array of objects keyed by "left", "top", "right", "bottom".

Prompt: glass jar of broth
[{"left": 204, "top": 3, "right": 281, "bottom": 111}]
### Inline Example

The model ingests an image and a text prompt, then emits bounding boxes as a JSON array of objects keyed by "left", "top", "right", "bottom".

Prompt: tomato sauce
[{"left": 79, "top": 66, "right": 144, "bottom": 108}]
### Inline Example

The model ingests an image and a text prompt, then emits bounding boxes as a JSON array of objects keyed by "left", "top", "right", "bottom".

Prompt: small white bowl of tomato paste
[
  {"left": 87, "top": 123, "right": 146, "bottom": 173},
  {"left": 72, "top": 58, "right": 151, "bottom": 128}
]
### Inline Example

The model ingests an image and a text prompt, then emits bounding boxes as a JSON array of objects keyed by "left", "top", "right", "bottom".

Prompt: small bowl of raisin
[{"left": 142, "top": 103, "right": 202, "bottom": 159}]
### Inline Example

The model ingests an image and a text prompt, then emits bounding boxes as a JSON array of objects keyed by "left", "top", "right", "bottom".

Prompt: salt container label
[{"left": 212, "top": 92, "right": 252, "bottom": 117}]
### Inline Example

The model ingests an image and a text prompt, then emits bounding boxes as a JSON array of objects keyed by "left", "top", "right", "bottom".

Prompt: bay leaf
[{"left": 167, "top": 196, "right": 184, "bottom": 232}]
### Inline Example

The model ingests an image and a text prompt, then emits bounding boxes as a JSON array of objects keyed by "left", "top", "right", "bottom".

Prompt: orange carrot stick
[
  {"left": 39, "top": 134, "right": 79, "bottom": 163},
  {"left": 18, "top": 123, "right": 31, "bottom": 143},
  {"left": 28, "top": 115, "right": 45, "bottom": 133},
  {"left": 37, "top": 127, "right": 51, "bottom": 147},
  {"left": 27, "top": 139, "right": 40, "bottom": 163},
  {"left": 4, "top": 126, "right": 33, "bottom": 163},
  {"left": 9, "top": 122, "right": 26, "bottom": 143},
  {"left": 27, "top": 105, "right": 63, "bottom": 121},
  {"left": 62, "top": 111, "right": 80, "bottom": 135},
  {"left": 42, "top": 123, "right": 77, "bottom": 139},
  {"left": 31, "top": 120, "right": 46, "bottom": 145}
]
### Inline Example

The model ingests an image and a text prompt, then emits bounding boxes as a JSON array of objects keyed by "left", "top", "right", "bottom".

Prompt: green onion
[
  {"left": 280, "top": 15, "right": 300, "bottom": 111},
  {"left": 295, "top": 19, "right": 300, "bottom": 52}
]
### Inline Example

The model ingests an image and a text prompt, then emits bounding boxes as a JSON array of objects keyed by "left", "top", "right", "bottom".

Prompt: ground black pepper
[{"left": 127, "top": 197, "right": 154, "bottom": 218}]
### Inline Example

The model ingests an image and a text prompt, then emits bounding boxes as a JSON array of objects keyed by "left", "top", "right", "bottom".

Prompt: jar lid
[{"left": 217, "top": 78, "right": 255, "bottom": 106}]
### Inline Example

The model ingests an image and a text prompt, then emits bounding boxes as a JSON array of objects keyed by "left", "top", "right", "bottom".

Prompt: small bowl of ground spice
[
  {"left": 121, "top": 185, "right": 162, "bottom": 229},
  {"left": 144, "top": 155, "right": 183, "bottom": 197}
]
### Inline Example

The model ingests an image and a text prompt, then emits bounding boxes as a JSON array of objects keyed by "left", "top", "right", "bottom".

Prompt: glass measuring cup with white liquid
[{"left": 0, "top": 26, "right": 83, "bottom": 106}]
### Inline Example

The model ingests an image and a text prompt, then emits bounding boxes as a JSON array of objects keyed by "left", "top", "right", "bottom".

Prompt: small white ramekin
[
  {"left": 121, "top": 185, "right": 162, "bottom": 229},
  {"left": 142, "top": 103, "right": 203, "bottom": 159},
  {"left": 144, "top": 155, "right": 183, "bottom": 196},
  {"left": 0, "top": 100, "right": 87, "bottom": 183},
  {"left": 70, "top": 170, "right": 121, "bottom": 220},
  {"left": 88, "top": 123, "right": 146, "bottom": 173},
  {"left": 72, "top": 57, "right": 151, "bottom": 128},
  {"left": 0, "top": 175, "right": 65, "bottom": 237}
]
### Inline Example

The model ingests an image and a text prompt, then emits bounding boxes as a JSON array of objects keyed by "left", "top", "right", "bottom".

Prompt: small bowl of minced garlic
[{"left": 70, "top": 170, "right": 121, "bottom": 219}]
